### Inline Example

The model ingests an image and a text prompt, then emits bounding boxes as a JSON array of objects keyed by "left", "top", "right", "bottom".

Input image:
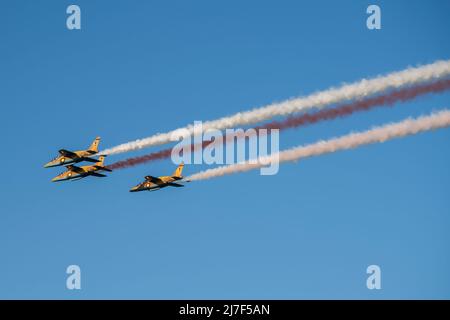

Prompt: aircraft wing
[
  {"left": 82, "top": 157, "right": 99, "bottom": 163},
  {"left": 145, "top": 175, "right": 163, "bottom": 183},
  {"left": 89, "top": 172, "right": 107, "bottom": 177},
  {"left": 59, "top": 149, "right": 78, "bottom": 158},
  {"left": 94, "top": 165, "right": 112, "bottom": 172},
  {"left": 167, "top": 182, "right": 184, "bottom": 187},
  {"left": 70, "top": 177, "right": 86, "bottom": 181},
  {"left": 65, "top": 165, "right": 84, "bottom": 173}
]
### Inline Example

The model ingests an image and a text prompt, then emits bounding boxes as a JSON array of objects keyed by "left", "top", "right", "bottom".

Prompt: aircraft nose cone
[
  {"left": 129, "top": 186, "right": 139, "bottom": 192},
  {"left": 44, "top": 162, "right": 52, "bottom": 168}
]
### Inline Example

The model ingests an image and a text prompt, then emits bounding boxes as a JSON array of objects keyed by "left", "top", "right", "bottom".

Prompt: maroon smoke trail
[{"left": 108, "top": 79, "right": 450, "bottom": 170}]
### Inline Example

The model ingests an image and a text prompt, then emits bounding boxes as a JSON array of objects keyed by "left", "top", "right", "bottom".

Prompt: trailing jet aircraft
[
  {"left": 44, "top": 137, "right": 101, "bottom": 168},
  {"left": 51, "top": 156, "right": 112, "bottom": 182},
  {"left": 129, "top": 163, "right": 185, "bottom": 192}
]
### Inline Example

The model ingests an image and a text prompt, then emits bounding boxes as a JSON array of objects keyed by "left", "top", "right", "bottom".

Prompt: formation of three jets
[{"left": 44, "top": 137, "right": 186, "bottom": 192}]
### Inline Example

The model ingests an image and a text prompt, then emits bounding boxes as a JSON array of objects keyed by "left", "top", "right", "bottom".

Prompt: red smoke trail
[{"left": 108, "top": 79, "right": 450, "bottom": 170}]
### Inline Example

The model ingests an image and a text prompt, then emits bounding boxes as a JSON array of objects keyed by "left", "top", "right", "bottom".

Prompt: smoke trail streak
[
  {"left": 187, "top": 109, "right": 450, "bottom": 181},
  {"left": 108, "top": 79, "right": 450, "bottom": 170},
  {"left": 102, "top": 60, "right": 450, "bottom": 155}
]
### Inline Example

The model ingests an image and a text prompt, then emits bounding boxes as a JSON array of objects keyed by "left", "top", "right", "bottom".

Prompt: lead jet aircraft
[
  {"left": 129, "top": 163, "right": 186, "bottom": 192},
  {"left": 44, "top": 137, "right": 101, "bottom": 168},
  {"left": 51, "top": 156, "right": 112, "bottom": 182}
]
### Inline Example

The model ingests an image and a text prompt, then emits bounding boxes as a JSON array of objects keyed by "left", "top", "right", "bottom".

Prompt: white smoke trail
[
  {"left": 187, "top": 109, "right": 450, "bottom": 181},
  {"left": 102, "top": 60, "right": 450, "bottom": 155}
]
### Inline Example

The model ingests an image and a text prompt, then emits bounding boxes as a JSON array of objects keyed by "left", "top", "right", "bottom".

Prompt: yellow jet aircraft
[
  {"left": 129, "top": 163, "right": 186, "bottom": 192},
  {"left": 51, "top": 156, "right": 112, "bottom": 182},
  {"left": 44, "top": 137, "right": 101, "bottom": 168}
]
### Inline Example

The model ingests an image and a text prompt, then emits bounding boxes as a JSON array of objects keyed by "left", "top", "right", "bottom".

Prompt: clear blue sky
[{"left": 0, "top": 0, "right": 449, "bottom": 299}]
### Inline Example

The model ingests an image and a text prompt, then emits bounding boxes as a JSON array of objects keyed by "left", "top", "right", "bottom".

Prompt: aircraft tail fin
[
  {"left": 88, "top": 137, "right": 101, "bottom": 153},
  {"left": 172, "top": 162, "right": 184, "bottom": 178},
  {"left": 96, "top": 155, "right": 106, "bottom": 166}
]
